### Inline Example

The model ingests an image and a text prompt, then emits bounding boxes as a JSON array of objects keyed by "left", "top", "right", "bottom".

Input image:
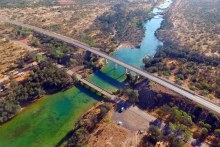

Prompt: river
[
  {"left": 0, "top": 0, "right": 172, "bottom": 146},
  {"left": 89, "top": 0, "right": 173, "bottom": 93}
]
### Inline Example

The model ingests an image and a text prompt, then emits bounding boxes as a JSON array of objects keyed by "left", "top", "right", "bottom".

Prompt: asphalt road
[{"left": 5, "top": 20, "right": 220, "bottom": 115}]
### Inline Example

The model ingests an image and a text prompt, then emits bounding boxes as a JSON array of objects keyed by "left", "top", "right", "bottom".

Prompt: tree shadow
[
  {"left": 55, "top": 129, "right": 75, "bottom": 147},
  {"left": 191, "top": 139, "right": 206, "bottom": 147},
  {"left": 149, "top": 119, "right": 162, "bottom": 128},
  {"left": 114, "top": 99, "right": 132, "bottom": 113}
]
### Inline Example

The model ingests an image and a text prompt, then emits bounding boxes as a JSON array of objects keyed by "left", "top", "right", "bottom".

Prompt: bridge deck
[
  {"left": 6, "top": 20, "right": 220, "bottom": 114},
  {"left": 66, "top": 69, "right": 116, "bottom": 100}
]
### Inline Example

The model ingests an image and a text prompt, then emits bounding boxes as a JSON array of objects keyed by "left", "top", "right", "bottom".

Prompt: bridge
[
  {"left": 56, "top": 64, "right": 119, "bottom": 102},
  {"left": 67, "top": 69, "right": 116, "bottom": 100},
  {"left": 5, "top": 20, "right": 220, "bottom": 115}
]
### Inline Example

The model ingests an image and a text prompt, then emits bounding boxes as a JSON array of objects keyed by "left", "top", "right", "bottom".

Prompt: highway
[{"left": 5, "top": 20, "right": 220, "bottom": 115}]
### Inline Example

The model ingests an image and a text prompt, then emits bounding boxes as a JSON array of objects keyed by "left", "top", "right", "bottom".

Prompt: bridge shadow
[
  {"left": 91, "top": 68, "right": 125, "bottom": 89},
  {"left": 75, "top": 84, "right": 103, "bottom": 101}
]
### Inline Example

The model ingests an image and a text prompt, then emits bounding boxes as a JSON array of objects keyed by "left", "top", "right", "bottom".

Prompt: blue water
[{"left": 89, "top": 0, "right": 173, "bottom": 93}]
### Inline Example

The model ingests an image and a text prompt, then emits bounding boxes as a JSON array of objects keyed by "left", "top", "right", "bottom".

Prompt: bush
[
  {"left": 193, "top": 131, "right": 202, "bottom": 139},
  {"left": 146, "top": 66, "right": 158, "bottom": 73},
  {"left": 148, "top": 125, "right": 162, "bottom": 144},
  {"left": 214, "top": 129, "right": 220, "bottom": 137},
  {"left": 189, "top": 85, "right": 196, "bottom": 91}
]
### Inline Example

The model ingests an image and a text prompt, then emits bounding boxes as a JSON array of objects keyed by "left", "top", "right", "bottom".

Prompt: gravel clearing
[{"left": 112, "top": 106, "right": 158, "bottom": 131}]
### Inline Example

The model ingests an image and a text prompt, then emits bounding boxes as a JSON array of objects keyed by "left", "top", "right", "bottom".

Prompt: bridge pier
[
  {"left": 104, "top": 59, "right": 108, "bottom": 64},
  {"left": 114, "top": 63, "right": 118, "bottom": 69},
  {"left": 125, "top": 68, "right": 129, "bottom": 74},
  {"left": 136, "top": 74, "right": 140, "bottom": 79}
]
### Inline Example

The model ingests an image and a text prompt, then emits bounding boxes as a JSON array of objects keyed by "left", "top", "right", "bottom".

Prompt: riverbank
[
  {"left": 152, "top": 0, "right": 220, "bottom": 104},
  {"left": 0, "top": 86, "right": 100, "bottom": 147}
]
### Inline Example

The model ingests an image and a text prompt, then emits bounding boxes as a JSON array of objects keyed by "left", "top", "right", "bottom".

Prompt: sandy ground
[
  {"left": 88, "top": 123, "right": 134, "bottom": 147},
  {"left": 88, "top": 108, "right": 144, "bottom": 147}
]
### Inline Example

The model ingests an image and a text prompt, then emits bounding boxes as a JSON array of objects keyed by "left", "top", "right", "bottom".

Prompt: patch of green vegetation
[{"left": 78, "top": 33, "right": 96, "bottom": 47}]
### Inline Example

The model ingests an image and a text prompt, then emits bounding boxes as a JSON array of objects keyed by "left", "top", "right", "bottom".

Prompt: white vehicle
[
  {"left": 117, "top": 121, "right": 123, "bottom": 125},
  {"left": 138, "top": 130, "right": 144, "bottom": 134},
  {"left": 120, "top": 107, "right": 125, "bottom": 112},
  {"left": 18, "top": 72, "right": 24, "bottom": 77}
]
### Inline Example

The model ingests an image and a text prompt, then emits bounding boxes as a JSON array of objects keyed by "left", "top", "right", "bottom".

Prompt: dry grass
[
  {"left": 159, "top": 0, "right": 220, "bottom": 57},
  {"left": 0, "top": 3, "right": 110, "bottom": 38},
  {"left": 87, "top": 109, "right": 138, "bottom": 147},
  {"left": 0, "top": 38, "right": 26, "bottom": 79}
]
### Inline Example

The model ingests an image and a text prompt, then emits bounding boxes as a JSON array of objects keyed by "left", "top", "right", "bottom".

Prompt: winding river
[
  {"left": 89, "top": 0, "right": 173, "bottom": 93},
  {"left": 0, "top": 0, "right": 172, "bottom": 146}
]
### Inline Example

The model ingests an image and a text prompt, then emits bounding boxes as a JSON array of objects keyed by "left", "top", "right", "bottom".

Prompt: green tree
[
  {"left": 148, "top": 125, "right": 162, "bottom": 144},
  {"left": 124, "top": 89, "right": 139, "bottom": 104},
  {"left": 201, "top": 128, "right": 208, "bottom": 136},
  {"left": 214, "top": 129, "right": 220, "bottom": 138},
  {"left": 193, "top": 130, "right": 202, "bottom": 139},
  {"left": 216, "top": 87, "right": 220, "bottom": 98},
  {"left": 169, "top": 137, "right": 184, "bottom": 147},
  {"left": 31, "top": 37, "right": 41, "bottom": 47}
]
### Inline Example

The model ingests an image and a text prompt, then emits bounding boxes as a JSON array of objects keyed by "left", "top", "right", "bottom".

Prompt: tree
[
  {"left": 201, "top": 128, "right": 208, "bottom": 137},
  {"left": 143, "top": 56, "right": 151, "bottom": 64},
  {"left": 148, "top": 125, "right": 162, "bottom": 144},
  {"left": 124, "top": 89, "right": 139, "bottom": 104},
  {"left": 193, "top": 106, "right": 203, "bottom": 121},
  {"left": 170, "top": 107, "right": 193, "bottom": 127},
  {"left": 193, "top": 130, "right": 202, "bottom": 139},
  {"left": 71, "top": 74, "right": 79, "bottom": 84},
  {"left": 169, "top": 137, "right": 184, "bottom": 147},
  {"left": 199, "top": 121, "right": 212, "bottom": 131},
  {"left": 16, "top": 59, "right": 25, "bottom": 68},
  {"left": 216, "top": 87, "right": 220, "bottom": 98},
  {"left": 31, "top": 37, "right": 41, "bottom": 47},
  {"left": 214, "top": 129, "right": 220, "bottom": 138},
  {"left": 67, "top": 127, "right": 89, "bottom": 146}
]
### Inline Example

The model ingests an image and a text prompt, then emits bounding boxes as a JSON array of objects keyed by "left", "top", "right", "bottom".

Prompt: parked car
[
  {"left": 120, "top": 107, "right": 125, "bottom": 112},
  {"left": 117, "top": 121, "right": 123, "bottom": 125}
]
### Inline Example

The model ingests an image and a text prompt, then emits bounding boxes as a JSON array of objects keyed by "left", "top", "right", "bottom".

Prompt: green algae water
[
  {"left": 0, "top": 86, "right": 100, "bottom": 147},
  {"left": 89, "top": 0, "right": 173, "bottom": 93},
  {"left": 88, "top": 64, "right": 126, "bottom": 93}
]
